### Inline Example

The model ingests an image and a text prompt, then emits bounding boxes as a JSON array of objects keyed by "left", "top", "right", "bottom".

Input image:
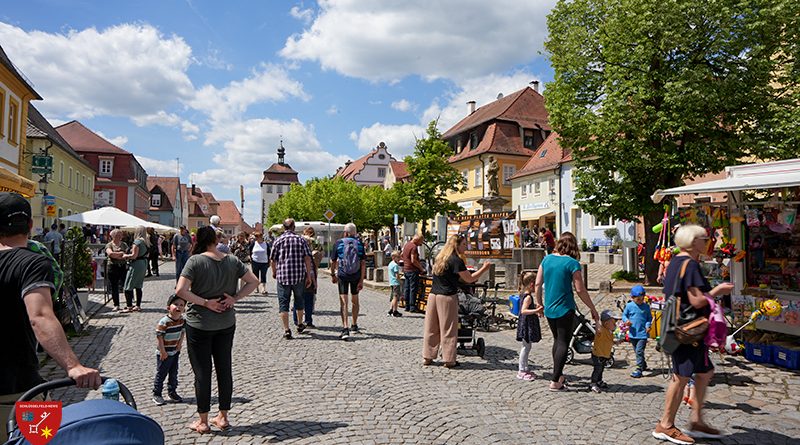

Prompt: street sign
[
  {"left": 32, "top": 155, "right": 53, "bottom": 175},
  {"left": 43, "top": 195, "right": 56, "bottom": 206},
  {"left": 323, "top": 209, "right": 335, "bottom": 222},
  {"left": 46, "top": 205, "right": 56, "bottom": 217}
]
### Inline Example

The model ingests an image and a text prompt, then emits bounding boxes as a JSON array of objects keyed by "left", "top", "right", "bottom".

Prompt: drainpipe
[{"left": 554, "top": 164, "right": 562, "bottom": 234}]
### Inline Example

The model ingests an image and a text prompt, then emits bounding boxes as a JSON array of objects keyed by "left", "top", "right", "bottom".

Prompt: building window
[
  {"left": 0, "top": 88, "right": 5, "bottom": 137},
  {"left": 266, "top": 184, "right": 273, "bottom": 193},
  {"left": 59, "top": 162, "right": 64, "bottom": 183},
  {"left": 474, "top": 209, "right": 481, "bottom": 215},
  {"left": 107, "top": 190, "right": 116, "bottom": 207},
  {"left": 378, "top": 154, "right": 386, "bottom": 160},
  {"left": 469, "top": 132, "right": 479, "bottom": 150},
  {"left": 592, "top": 215, "right": 614, "bottom": 228},
  {"left": 68, "top": 167, "right": 73, "bottom": 188},
  {"left": 151, "top": 193, "right": 161, "bottom": 207},
  {"left": 276, "top": 184, "right": 283, "bottom": 193},
  {"left": 76, "top": 172, "right": 80, "bottom": 192},
  {"left": 474, "top": 168, "right": 482, "bottom": 188},
  {"left": 99, "top": 159, "right": 113, "bottom": 177},
  {"left": 461, "top": 170, "right": 468, "bottom": 185},
  {"left": 7, "top": 98, "right": 19, "bottom": 145},
  {"left": 378, "top": 167, "right": 386, "bottom": 178},
  {"left": 523, "top": 130, "right": 534, "bottom": 148},
  {"left": 549, "top": 178, "right": 556, "bottom": 194},
  {"left": 534, "top": 182, "right": 541, "bottom": 196},
  {"left": 502, "top": 165, "right": 516, "bottom": 185},
  {"left": 521, "top": 182, "right": 528, "bottom": 199}
]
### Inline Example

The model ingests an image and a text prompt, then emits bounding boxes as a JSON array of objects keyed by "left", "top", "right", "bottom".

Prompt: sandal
[
  {"left": 120, "top": 307, "right": 133, "bottom": 313},
  {"left": 422, "top": 359, "right": 434, "bottom": 366},
  {"left": 549, "top": 381, "right": 568, "bottom": 391},
  {"left": 188, "top": 420, "right": 211, "bottom": 434},
  {"left": 443, "top": 361, "right": 460, "bottom": 368},
  {"left": 209, "top": 418, "right": 231, "bottom": 431},
  {"left": 132, "top": 306, "right": 141, "bottom": 312}
]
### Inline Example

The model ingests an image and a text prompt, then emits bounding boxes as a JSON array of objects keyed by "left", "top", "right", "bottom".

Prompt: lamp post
[{"left": 38, "top": 175, "right": 48, "bottom": 230}]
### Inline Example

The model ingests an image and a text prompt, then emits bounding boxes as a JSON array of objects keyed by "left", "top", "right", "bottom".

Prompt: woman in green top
[
  {"left": 534, "top": 232, "right": 599, "bottom": 391},
  {"left": 121, "top": 226, "right": 150, "bottom": 312},
  {"left": 176, "top": 226, "right": 259, "bottom": 434}
]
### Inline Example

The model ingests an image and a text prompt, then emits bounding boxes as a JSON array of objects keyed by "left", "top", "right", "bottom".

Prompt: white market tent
[
  {"left": 651, "top": 158, "right": 800, "bottom": 203},
  {"left": 60, "top": 207, "right": 178, "bottom": 233}
]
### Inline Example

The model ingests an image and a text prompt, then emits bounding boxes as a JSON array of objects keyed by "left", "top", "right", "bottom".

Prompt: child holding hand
[{"left": 515, "top": 272, "right": 542, "bottom": 381}]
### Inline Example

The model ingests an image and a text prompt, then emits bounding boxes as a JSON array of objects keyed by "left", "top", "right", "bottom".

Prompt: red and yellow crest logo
[{"left": 14, "top": 401, "right": 62, "bottom": 445}]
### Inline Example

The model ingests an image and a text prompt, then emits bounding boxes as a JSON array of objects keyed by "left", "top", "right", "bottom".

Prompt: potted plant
[
  {"left": 581, "top": 238, "right": 589, "bottom": 252},
  {"left": 65, "top": 226, "right": 93, "bottom": 308},
  {"left": 604, "top": 228, "right": 620, "bottom": 253}
]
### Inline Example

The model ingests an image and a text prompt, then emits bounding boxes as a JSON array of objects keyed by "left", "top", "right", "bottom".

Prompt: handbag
[{"left": 659, "top": 258, "right": 709, "bottom": 352}]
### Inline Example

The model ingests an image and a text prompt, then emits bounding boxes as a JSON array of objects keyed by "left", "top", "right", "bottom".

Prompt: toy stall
[{"left": 651, "top": 158, "right": 800, "bottom": 370}]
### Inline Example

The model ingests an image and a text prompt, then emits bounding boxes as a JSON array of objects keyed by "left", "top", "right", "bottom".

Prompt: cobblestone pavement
[{"left": 40, "top": 262, "right": 799, "bottom": 444}]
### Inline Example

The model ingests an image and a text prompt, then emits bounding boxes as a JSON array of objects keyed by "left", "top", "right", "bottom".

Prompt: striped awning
[{"left": 0, "top": 166, "right": 36, "bottom": 197}]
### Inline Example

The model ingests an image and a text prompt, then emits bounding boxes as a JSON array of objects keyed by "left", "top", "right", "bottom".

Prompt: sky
[{"left": 1, "top": 0, "right": 557, "bottom": 223}]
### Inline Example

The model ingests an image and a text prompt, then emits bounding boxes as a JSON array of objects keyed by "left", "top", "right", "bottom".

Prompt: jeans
[
  {"left": 252, "top": 261, "right": 269, "bottom": 283},
  {"left": 107, "top": 263, "right": 127, "bottom": 307},
  {"left": 153, "top": 352, "right": 180, "bottom": 396},
  {"left": 186, "top": 324, "right": 235, "bottom": 414},
  {"left": 175, "top": 250, "right": 189, "bottom": 281},
  {"left": 403, "top": 271, "right": 420, "bottom": 311},
  {"left": 630, "top": 338, "right": 648, "bottom": 370},
  {"left": 591, "top": 354, "right": 608, "bottom": 384},
  {"left": 293, "top": 289, "right": 315, "bottom": 325},
  {"left": 277, "top": 280, "right": 305, "bottom": 313},
  {"left": 546, "top": 310, "right": 575, "bottom": 383}
]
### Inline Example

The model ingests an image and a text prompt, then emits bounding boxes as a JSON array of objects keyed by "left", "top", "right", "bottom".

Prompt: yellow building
[
  {"left": 27, "top": 105, "right": 96, "bottom": 231},
  {"left": 0, "top": 45, "right": 40, "bottom": 197},
  {"left": 440, "top": 85, "right": 551, "bottom": 221}
]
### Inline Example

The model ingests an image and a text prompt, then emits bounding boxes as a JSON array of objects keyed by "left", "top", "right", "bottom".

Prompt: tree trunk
[
  {"left": 421, "top": 219, "right": 428, "bottom": 238},
  {"left": 643, "top": 209, "right": 664, "bottom": 285}
]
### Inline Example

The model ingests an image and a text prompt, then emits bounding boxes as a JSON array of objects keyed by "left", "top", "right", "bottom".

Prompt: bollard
[
  {"left": 505, "top": 263, "right": 522, "bottom": 290},
  {"left": 599, "top": 280, "right": 613, "bottom": 293},
  {"left": 375, "top": 268, "right": 385, "bottom": 282},
  {"left": 367, "top": 267, "right": 375, "bottom": 281}
]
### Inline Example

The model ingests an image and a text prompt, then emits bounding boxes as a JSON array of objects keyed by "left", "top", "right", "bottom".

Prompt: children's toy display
[{"left": 745, "top": 206, "right": 800, "bottom": 292}]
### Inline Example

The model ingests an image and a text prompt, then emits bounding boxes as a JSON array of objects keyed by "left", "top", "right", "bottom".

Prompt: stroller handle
[{"left": 6, "top": 377, "right": 136, "bottom": 439}]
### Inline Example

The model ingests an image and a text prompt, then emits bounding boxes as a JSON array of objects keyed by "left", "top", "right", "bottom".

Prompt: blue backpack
[{"left": 339, "top": 238, "right": 361, "bottom": 276}]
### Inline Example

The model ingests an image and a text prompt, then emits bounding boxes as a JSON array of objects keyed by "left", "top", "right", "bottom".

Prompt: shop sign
[
  {"left": 521, "top": 202, "right": 550, "bottom": 211},
  {"left": 93, "top": 191, "right": 111, "bottom": 206},
  {"left": 458, "top": 201, "right": 473, "bottom": 209},
  {"left": 45, "top": 205, "right": 56, "bottom": 217}
]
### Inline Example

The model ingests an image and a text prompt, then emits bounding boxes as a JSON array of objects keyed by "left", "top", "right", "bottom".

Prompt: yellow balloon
[{"left": 760, "top": 299, "right": 782, "bottom": 317}]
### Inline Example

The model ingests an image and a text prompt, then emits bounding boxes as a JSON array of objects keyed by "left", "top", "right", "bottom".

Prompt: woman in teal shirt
[{"left": 534, "top": 232, "right": 599, "bottom": 391}]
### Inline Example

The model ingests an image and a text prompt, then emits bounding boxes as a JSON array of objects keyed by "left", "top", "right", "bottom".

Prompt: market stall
[{"left": 652, "top": 158, "right": 800, "bottom": 368}]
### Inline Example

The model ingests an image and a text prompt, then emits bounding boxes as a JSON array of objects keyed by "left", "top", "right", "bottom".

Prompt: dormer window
[
  {"left": 151, "top": 193, "right": 161, "bottom": 207},
  {"left": 470, "top": 131, "right": 479, "bottom": 150},
  {"left": 523, "top": 130, "right": 535, "bottom": 148}
]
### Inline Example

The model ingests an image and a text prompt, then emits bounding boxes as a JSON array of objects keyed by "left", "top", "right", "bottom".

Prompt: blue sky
[{"left": 1, "top": 0, "right": 556, "bottom": 223}]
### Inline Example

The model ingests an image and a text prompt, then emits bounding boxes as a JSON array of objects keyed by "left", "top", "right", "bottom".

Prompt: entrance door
[{"left": 572, "top": 209, "right": 582, "bottom": 241}]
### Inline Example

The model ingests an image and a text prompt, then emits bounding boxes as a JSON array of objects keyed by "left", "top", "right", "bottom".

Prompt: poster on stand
[{"left": 447, "top": 211, "right": 516, "bottom": 258}]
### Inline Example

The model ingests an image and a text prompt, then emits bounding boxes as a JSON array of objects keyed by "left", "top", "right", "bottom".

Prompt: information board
[{"left": 447, "top": 211, "right": 518, "bottom": 259}]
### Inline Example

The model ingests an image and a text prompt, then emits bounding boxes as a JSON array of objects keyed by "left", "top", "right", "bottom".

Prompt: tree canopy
[{"left": 545, "top": 0, "right": 798, "bottom": 281}]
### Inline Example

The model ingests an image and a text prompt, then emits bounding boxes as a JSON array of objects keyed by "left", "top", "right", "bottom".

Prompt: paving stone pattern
[{"left": 40, "top": 262, "right": 800, "bottom": 444}]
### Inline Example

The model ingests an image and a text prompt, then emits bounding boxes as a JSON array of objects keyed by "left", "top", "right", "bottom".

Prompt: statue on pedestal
[{"left": 486, "top": 155, "right": 500, "bottom": 197}]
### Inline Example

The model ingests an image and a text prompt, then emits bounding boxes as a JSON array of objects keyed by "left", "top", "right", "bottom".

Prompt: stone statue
[{"left": 486, "top": 155, "right": 500, "bottom": 197}]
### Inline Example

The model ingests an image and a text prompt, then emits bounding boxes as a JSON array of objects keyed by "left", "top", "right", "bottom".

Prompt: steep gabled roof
[
  {"left": 217, "top": 200, "right": 244, "bottom": 225},
  {"left": 441, "top": 86, "right": 549, "bottom": 140},
  {"left": 0, "top": 45, "right": 41, "bottom": 99},
  {"left": 389, "top": 161, "right": 409, "bottom": 180},
  {"left": 188, "top": 186, "right": 210, "bottom": 217},
  {"left": 261, "top": 162, "right": 299, "bottom": 185},
  {"left": 27, "top": 105, "right": 93, "bottom": 170},
  {"left": 56, "top": 121, "right": 130, "bottom": 155},
  {"left": 448, "top": 121, "right": 537, "bottom": 163},
  {"left": 147, "top": 176, "right": 180, "bottom": 211},
  {"left": 336, "top": 149, "right": 376, "bottom": 180},
  {"left": 509, "top": 132, "right": 571, "bottom": 180}
]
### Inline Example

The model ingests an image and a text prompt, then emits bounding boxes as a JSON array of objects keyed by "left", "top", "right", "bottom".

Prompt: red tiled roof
[
  {"left": 261, "top": 162, "right": 300, "bottom": 185},
  {"left": 217, "top": 200, "right": 243, "bottom": 225},
  {"left": 336, "top": 149, "right": 376, "bottom": 180},
  {"left": 509, "top": 132, "right": 571, "bottom": 180},
  {"left": 389, "top": 161, "right": 409, "bottom": 180},
  {"left": 448, "top": 122, "right": 536, "bottom": 163},
  {"left": 147, "top": 176, "right": 180, "bottom": 211},
  {"left": 188, "top": 186, "right": 210, "bottom": 217},
  {"left": 56, "top": 121, "right": 130, "bottom": 154},
  {"left": 202, "top": 192, "right": 218, "bottom": 204},
  {"left": 441, "top": 86, "right": 550, "bottom": 140}
]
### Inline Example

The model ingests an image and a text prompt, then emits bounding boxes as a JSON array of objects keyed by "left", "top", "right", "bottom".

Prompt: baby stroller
[
  {"left": 565, "top": 306, "right": 615, "bottom": 368},
  {"left": 5, "top": 377, "right": 164, "bottom": 445},
  {"left": 456, "top": 288, "right": 487, "bottom": 358}
]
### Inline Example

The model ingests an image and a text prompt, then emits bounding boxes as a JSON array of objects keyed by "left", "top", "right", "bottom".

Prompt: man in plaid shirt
[{"left": 270, "top": 218, "right": 314, "bottom": 339}]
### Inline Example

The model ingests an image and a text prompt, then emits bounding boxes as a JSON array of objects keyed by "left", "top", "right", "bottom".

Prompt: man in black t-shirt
[{"left": 0, "top": 193, "right": 101, "bottom": 438}]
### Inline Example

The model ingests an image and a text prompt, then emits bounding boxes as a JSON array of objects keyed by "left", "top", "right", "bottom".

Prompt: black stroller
[
  {"left": 456, "top": 286, "right": 487, "bottom": 358},
  {"left": 565, "top": 306, "right": 615, "bottom": 368},
  {"left": 5, "top": 377, "right": 164, "bottom": 444}
]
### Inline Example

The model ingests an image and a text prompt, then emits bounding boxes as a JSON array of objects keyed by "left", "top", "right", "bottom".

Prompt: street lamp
[{"left": 38, "top": 176, "right": 48, "bottom": 231}]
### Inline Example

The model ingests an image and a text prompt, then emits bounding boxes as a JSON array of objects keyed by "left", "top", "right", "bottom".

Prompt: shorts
[
  {"left": 277, "top": 280, "right": 305, "bottom": 313},
  {"left": 671, "top": 343, "right": 713, "bottom": 378},
  {"left": 390, "top": 285, "right": 402, "bottom": 301},
  {"left": 337, "top": 278, "right": 360, "bottom": 295}
]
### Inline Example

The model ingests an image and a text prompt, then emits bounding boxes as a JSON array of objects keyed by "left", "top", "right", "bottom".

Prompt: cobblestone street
[{"left": 40, "top": 262, "right": 800, "bottom": 445}]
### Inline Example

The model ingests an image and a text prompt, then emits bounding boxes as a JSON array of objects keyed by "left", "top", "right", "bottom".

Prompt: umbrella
[
  {"left": 60, "top": 207, "right": 177, "bottom": 233},
  {"left": 122, "top": 221, "right": 178, "bottom": 234}
]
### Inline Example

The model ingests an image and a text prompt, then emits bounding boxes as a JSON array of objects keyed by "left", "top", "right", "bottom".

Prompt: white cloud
[
  {"left": 280, "top": 0, "right": 556, "bottom": 82},
  {"left": 0, "top": 22, "right": 194, "bottom": 120},
  {"left": 351, "top": 122, "right": 423, "bottom": 159},
  {"left": 137, "top": 156, "right": 182, "bottom": 178},
  {"left": 189, "top": 63, "right": 310, "bottom": 123},
  {"left": 131, "top": 111, "right": 200, "bottom": 139},
  {"left": 326, "top": 105, "right": 339, "bottom": 115},
  {"left": 289, "top": 6, "right": 314, "bottom": 25},
  {"left": 94, "top": 131, "right": 129, "bottom": 148},
  {"left": 391, "top": 99, "right": 415, "bottom": 112}
]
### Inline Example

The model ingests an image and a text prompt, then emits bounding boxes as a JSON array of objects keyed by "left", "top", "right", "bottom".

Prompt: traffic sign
[
  {"left": 43, "top": 195, "right": 56, "bottom": 206},
  {"left": 32, "top": 155, "right": 53, "bottom": 174},
  {"left": 323, "top": 209, "right": 335, "bottom": 222}
]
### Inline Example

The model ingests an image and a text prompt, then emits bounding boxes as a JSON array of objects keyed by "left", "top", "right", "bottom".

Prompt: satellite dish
[{"left": 497, "top": 93, "right": 504, "bottom": 99}]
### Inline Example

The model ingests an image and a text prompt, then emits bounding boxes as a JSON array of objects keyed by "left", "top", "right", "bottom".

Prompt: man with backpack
[{"left": 330, "top": 223, "right": 366, "bottom": 340}]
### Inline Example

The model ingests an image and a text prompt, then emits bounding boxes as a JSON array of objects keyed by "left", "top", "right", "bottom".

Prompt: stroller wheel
[
  {"left": 566, "top": 348, "right": 574, "bottom": 364},
  {"left": 476, "top": 338, "right": 486, "bottom": 358},
  {"left": 605, "top": 354, "right": 615, "bottom": 368}
]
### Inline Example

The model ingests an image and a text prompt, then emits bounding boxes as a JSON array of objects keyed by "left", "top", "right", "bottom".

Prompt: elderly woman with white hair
[
  {"left": 104, "top": 229, "right": 128, "bottom": 311},
  {"left": 653, "top": 224, "right": 734, "bottom": 444},
  {"left": 121, "top": 226, "right": 151, "bottom": 312}
]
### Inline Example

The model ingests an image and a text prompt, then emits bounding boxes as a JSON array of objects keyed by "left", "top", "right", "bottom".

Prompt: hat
[
  {"left": 167, "top": 294, "right": 184, "bottom": 306},
  {"left": 600, "top": 310, "right": 621, "bottom": 322},
  {"left": 0, "top": 193, "right": 31, "bottom": 228},
  {"left": 630, "top": 285, "right": 646, "bottom": 297},
  {"left": 179, "top": 225, "right": 187, "bottom": 230}
]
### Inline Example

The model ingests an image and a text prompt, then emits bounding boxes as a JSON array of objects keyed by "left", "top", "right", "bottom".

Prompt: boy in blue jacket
[{"left": 623, "top": 285, "right": 652, "bottom": 378}]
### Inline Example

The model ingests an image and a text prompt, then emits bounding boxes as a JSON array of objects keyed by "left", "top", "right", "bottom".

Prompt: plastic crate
[
  {"left": 509, "top": 294, "right": 521, "bottom": 317},
  {"left": 772, "top": 345, "right": 800, "bottom": 370},
  {"left": 744, "top": 342, "right": 773, "bottom": 364}
]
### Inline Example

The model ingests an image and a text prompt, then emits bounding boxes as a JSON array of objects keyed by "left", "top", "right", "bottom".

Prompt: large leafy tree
[
  {"left": 266, "top": 177, "right": 365, "bottom": 227},
  {"left": 545, "top": 0, "right": 796, "bottom": 282},
  {"left": 404, "top": 120, "right": 466, "bottom": 236}
]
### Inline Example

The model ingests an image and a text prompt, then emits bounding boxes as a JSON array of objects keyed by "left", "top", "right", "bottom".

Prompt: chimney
[
  {"left": 191, "top": 184, "right": 196, "bottom": 196},
  {"left": 530, "top": 80, "right": 540, "bottom": 93},
  {"left": 467, "top": 100, "right": 476, "bottom": 114}
]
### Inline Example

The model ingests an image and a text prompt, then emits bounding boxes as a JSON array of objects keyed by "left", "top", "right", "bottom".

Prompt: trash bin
[{"left": 622, "top": 245, "right": 638, "bottom": 273}]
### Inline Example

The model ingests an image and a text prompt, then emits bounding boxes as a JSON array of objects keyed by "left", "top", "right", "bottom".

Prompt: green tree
[
  {"left": 545, "top": 0, "right": 795, "bottom": 282},
  {"left": 404, "top": 120, "right": 466, "bottom": 236},
  {"left": 266, "top": 177, "right": 365, "bottom": 227}
]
